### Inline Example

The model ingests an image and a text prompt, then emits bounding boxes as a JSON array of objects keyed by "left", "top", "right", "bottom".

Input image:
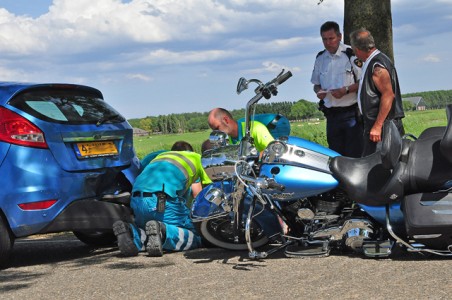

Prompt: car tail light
[
  {"left": 18, "top": 199, "right": 57, "bottom": 210},
  {"left": 0, "top": 107, "right": 48, "bottom": 148}
]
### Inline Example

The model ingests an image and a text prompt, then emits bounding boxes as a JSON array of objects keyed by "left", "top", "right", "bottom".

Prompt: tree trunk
[{"left": 343, "top": 0, "right": 394, "bottom": 64}]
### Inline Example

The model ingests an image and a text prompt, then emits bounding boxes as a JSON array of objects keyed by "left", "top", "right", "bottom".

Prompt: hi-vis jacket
[{"left": 132, "top": 151, "right": 212, "bottom": 199}]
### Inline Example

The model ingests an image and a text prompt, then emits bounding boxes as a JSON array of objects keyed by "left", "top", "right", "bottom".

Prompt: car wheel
[
  {"left": 0, "top": 214, "right": 14, "bottom": 268},
  {"left": 73, "top": 231, "right": 117, "bottom": 246}
]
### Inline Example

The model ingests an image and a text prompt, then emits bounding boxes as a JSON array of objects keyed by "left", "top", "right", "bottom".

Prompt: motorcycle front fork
[{"left": 245, "top": 196, "right": 291, "bottom": 259}]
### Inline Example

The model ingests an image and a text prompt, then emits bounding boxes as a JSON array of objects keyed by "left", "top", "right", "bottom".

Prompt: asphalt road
[{"left": 1, "top": 233, "right": 451, "bottom": 299}]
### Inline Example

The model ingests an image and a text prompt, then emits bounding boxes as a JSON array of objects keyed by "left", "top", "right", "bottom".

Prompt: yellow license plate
[{"left": 76, "top": 141, "right": 118, "bottom": 158}]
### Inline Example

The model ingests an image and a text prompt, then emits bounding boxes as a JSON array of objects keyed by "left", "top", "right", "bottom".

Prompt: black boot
[
  {"left": 113, "top": 220, "right": 139, "bottom": 257},
  {"left": 145, "top": 220, "right": 164, "bottom": 257}
]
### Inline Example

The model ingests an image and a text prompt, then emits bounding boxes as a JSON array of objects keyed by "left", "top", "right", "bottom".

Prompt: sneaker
[
  {"left": 113, "top": 220, "right": 139, "bottom": 257},
  {"left": 145, "top": 220, "right": 164, "bottom": 257}
]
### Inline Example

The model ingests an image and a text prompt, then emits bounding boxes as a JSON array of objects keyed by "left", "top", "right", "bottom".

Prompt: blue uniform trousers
[
  {"left": 326, "top": 109, "right": 363, "bottom": 158},
  {"left": 129, "top": 194, "right": 202, "bottom": 252}
]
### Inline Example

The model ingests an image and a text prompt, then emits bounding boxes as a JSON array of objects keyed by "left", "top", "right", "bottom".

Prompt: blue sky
[{"left": 0, "top": 0, "right": 451, "bottom": 119}]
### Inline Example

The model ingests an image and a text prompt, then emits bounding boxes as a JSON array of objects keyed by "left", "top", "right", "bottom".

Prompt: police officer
[
  {"left": 311, "top": 21, "right": 363, "bottom": 158},
  {"left": 113, "top": 144, "right": 212, "bottom": 257}
]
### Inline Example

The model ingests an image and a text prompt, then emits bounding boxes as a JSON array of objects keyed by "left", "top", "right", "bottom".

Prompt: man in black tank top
[{"left": 350, "top": 28, "right": 405, "bottom": 156}]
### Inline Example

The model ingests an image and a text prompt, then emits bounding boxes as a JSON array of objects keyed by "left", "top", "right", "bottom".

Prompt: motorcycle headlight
[{"left": 204, "top": 187, "right": 225, "bottom": 206}]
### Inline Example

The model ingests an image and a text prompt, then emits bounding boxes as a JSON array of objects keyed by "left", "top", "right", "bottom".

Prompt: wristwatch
[{"left": 345, "top": 86, "right": 350, "bottom": 94}]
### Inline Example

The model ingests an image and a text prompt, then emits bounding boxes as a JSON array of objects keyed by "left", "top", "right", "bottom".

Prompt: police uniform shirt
[{"left": 311, "top": 43, "right": 361, "bottom": 108}]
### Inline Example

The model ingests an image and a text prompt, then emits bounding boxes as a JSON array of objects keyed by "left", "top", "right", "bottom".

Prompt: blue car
[{"left": 0, "top": 82, "right": 140, "bottom": 267}]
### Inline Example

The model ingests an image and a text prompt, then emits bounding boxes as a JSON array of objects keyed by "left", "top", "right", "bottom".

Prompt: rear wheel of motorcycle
[
  {"left": 196, "top": 217, "right": 269, "bottom": 250},
  {"left": 0, "top": 214, "right": 14, "bottom": 268}
]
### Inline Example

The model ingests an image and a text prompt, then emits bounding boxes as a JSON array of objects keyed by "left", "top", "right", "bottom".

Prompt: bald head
[
  {"left": 350, "top": 28, "right": 376, "bottom": 52},
  {"left": 207, "top": 107, "right": 238, "bottom": 138}
]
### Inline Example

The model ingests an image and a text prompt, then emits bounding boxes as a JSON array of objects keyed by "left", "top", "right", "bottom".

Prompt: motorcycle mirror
[
  {"left": 209, "top": 130, "right": 229, "bottom": 148},
  {"left": 236, "top": 77, "right": 249, "bottom": 95}
]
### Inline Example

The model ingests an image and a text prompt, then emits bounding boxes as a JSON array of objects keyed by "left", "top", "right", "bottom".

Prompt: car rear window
[{"left": 8, "top": 86, "right": 125, "bottom": 125}]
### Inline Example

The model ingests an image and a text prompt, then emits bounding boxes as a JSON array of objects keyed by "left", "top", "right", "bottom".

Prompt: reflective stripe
[
  {"left": 139, "top": 228, "right": 147, "bottom": 251},
  {"left": 175, "top": 228, "right": 185, "bottom": 251},
  {"left": 167, "top": 152, "right": 196, "bottom": 178},
  {"left": 152, "top": 152, "right": 198, "bottom": 192},
  {"left": 153, "top": 153, "right": 196, "bottom": 177},
  {"left": 183, "top": 230, "right": 194, "bottom": 250}
]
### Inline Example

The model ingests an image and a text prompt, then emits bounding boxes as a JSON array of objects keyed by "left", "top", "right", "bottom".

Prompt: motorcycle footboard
[
  {"left": 284, "top": 240, "right": 330, "bottom": 258},
  {"left": 403, "top": 192, "right": 452, "bottom": 248}
]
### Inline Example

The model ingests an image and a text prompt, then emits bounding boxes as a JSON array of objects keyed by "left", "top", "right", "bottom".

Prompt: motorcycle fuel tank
[{"left": 259, "top": 136, "right": 339, "bottom": 201}]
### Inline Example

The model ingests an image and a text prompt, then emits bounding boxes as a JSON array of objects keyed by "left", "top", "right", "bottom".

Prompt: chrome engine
[{"left": 279, "top": 190, "right": 377, "bottom": 255}]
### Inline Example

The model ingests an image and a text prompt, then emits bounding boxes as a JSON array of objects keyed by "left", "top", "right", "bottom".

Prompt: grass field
[{"left": 133, "top": 109, "right": 449, "bottom": 159}]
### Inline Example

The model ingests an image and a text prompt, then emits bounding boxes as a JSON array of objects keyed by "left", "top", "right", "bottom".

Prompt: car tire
[
  {"left": 73, "top": 231, "right": 117, "bottom": 247},
  {"left": 0, "top": 214, "right": 14, "bottom": 268}
]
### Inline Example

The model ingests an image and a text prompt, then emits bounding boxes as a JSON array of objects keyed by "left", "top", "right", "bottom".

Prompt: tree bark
[{"left": 343, "top": 0, "right": 394, "bottom": 64}]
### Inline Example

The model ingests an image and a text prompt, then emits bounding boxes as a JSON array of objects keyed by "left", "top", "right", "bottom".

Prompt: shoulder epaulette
[
  {"left": 316, "top": 50, "right": 326, "bottom": 58},
  {"left": 342, "top": 47, "right": 355, "bottom": 60}
]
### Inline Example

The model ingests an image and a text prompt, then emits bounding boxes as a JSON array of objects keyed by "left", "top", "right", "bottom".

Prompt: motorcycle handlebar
[
  {"left": 276, "top": 70, "right": 292, "bottom": 85},
  {"left": 239, "top": 174, "right": 285, "bottom": 191},
  {"left": 267, "top": 180, "right": 285, "bottom": 192}
]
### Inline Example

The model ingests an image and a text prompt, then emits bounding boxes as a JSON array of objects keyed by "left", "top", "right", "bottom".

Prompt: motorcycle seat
[
  {"left": 417, "top": 126, "right": 445, "bottom": 140},
  {"left": 380, "top": 120, "right": 403, "bottom": 169},
  {"left": 405, "top": 133, "right": 452, "bottom": 193},
  {"left": 330, "top": 120, "right": 406, "bottom": 205},
  {"left": 440, "top": 104, "right": 452, "bottom": 163},
  {"left": 330, "top": 105, "right": 452, "bottom": 206},
  {"left": 329, "top": 150, "right": 405, "bottom": 206}
]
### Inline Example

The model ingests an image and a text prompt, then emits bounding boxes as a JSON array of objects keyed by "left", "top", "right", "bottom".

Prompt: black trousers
[{"left": 362, "top": 118, "right": 405, "bottom": 157}]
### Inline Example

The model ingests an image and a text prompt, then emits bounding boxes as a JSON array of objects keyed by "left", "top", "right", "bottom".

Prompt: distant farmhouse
[
  {"left": 403, "top": 96, "right": 427, "bottom": 111},
  {"left": 133, "top": 128, "right": 150, "bottom": 137}
]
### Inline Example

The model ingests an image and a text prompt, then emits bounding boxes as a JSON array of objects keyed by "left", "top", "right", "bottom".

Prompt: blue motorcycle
[{"left": 191, "top": 70, "right": 452, "bottom": 259}]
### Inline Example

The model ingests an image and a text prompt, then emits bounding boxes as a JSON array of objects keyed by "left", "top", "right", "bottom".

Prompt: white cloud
[
  {"left": 0, "top": 65, "right": 30, "bottom": 81},
  {"left": 137, "top": 49, "right": 235, "bottom": 65},
  {"left": 244, "top": 61, "right": 300, "bottom": 74},
  {"left": 1, "top": 0, "right": 451, "bottom": 118},
  {"left": 423, "top": 54, "right": 441, "bottom": 63},
  {"left": 126, "top": 73, "right": 153, "bottom": 81},
  {"left": 0, "top": 0, "right": 340, "bottom": 57}
]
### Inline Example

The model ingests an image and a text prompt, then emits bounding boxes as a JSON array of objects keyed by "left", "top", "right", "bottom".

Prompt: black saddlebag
[{"left": 403, "top": 192, "right": 452, "bottom": 248}]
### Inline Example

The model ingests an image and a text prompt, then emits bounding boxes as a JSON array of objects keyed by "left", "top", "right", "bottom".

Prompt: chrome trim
[
  {"left": 202, "top": 144, "right": 240, "bottom": 169},
  {"left": 261, "top": 142, "right": 332, "bottom": 174},
  {"left": 245, "top": 196, "right": 269, "bottom": 259},
  {"left": 209, "top": 130, "right": 229, "bottom": 148},
  {"left": 203, "top": 188, "right": 225, "bottom": 206},
  {"left": 191, "top": 212, "right": 229, "bottom": 223},
  {"left": 63, "top": 135, "right": 123, "bottom": 142},
  {"left": 297, "top": 208, "right": 315, "bottom": 220},
  {"left": 413, "top": 234, "right": 442, "bottom": 239},
  {"left": 385, "top": 205, "right": 452, "bottom": 256},
  {"left": 344, "top": 228, "right": 372, "bottom": 250},
  {"left": 311, "top": 219, "right": 374, "bottom": 241}
]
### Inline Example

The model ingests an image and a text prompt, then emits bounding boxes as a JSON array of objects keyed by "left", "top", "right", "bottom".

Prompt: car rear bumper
[{"left": 40, "top": 199, "right": 134, "bottom": 234}]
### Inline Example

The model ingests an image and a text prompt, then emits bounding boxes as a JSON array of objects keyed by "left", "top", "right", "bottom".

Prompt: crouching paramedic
[{"left": 113, "top": 150, "right": 212, "bottom": 257}]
